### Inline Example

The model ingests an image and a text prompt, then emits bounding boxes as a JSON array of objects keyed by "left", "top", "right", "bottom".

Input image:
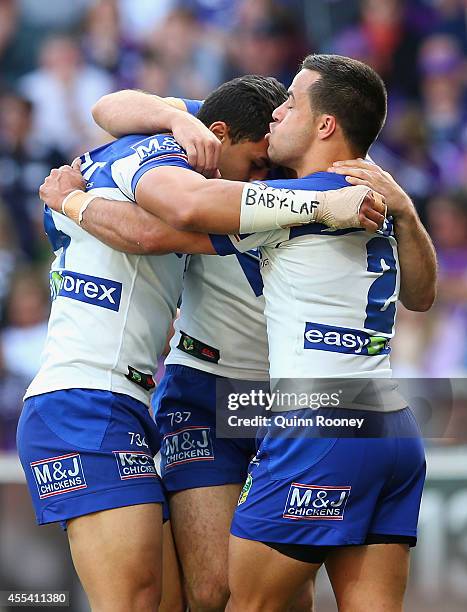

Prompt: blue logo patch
[
  {"left": 113, "top": 451, "right": 158, "bottom": 480},
  {"left": 31, "top": 453, "right": 87, "bottom": 499},
  {"left": 131, "top": 134, "right": 184, "bottom": 162},
  {"left": 50, "top": 270, "right": 122, "bottom": 311},
  {"left": 283, "top": 483, "right": 351, "bottom": 521},
  {"left": 163, "top": 426, "right": 214, "bottom": 469},
  {"left": 304, "top": 322, "right": 390, "bottom": 356}
]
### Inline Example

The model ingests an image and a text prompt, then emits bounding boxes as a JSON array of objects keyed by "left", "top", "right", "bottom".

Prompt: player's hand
[
  {"left": 39, "top": 159, "right": 85, "bottom": 212},
  {"left": 170, "top": 111, "right": 221, "bottom": 178},
  {"left": 328, "top": 158, "right": 414, "bottom": 219},
  {"left": 359, "top": 190, "right": 386, "bottom": 232}
]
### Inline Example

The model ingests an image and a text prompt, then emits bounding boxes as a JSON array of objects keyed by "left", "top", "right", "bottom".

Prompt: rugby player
[
  {"left": 151, "top": 55, "right": 431, "bottom": 612},
  {"left": 18, "top": 76, "right": 290, "bottom": 612}
]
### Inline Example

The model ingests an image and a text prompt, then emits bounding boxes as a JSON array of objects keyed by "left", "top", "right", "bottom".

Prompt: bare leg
[
  {"left": 227, "top": 535, "right": 320, "bottom": 612},
  {"left": 67, "top": 504, "right": 162, "bottom": 612},
  {"left": 169, "top": 484, "right": 241, "bottom": 611},
  {"left": 325, "top": 544, "right": 410, "bottom": 612},
  {"left": 160, "top": 520, "right": 185, "bottom": 612}
]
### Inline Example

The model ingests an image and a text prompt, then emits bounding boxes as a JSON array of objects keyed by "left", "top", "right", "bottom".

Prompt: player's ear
[
  {"left": 209, "top": 121, "right": 229, "bottom": 143},
  {"left": 317, "top": 114, "right": 337, "bottom": 140}
]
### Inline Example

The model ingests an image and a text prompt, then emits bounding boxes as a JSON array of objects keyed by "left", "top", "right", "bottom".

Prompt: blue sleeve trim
[
  {"left": 131, "top": 158, "right": 192, "bottom": 196},
  {"left": 209, "top": 234, "right": 237, "bottom": 255},
  {"left": 236, "top": 252, "right": 263, "bottom": 296},
  {"left": 181, "top": 99, "right": 204, "bottom": 116},
  {"left": 43, "top": 206, "right": 71, "bottom": 267}
]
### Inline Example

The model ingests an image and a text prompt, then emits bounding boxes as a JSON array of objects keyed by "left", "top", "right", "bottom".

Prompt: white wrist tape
[
  {"left": 239, "top": 183, "right": 374, "bottom": 233},
  {"left": 61, "top": 190, "right": 99, "bottom": 225}
]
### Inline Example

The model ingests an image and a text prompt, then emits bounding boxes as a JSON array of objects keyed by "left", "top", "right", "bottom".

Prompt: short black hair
[
  {"left": 301, "top": 54, "right": 387, "bottom": 155},
  {"left": 197, "top": 75, "right": 287, "bottom": 144}
]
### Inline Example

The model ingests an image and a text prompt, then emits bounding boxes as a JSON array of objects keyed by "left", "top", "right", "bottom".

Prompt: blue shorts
[
  {"left": 232, "top": 407, "right": 426, "bottom": 552},
  {"left": 17, "top": 389, "right": 167, "bottom": 528},
  {"left": 152, "top": 364, "right": 257, "bottom": 492}
]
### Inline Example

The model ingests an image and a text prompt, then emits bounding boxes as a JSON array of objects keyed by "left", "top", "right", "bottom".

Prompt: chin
[{"left": 268, "top": 147, "right": 287, "bottom": 167}]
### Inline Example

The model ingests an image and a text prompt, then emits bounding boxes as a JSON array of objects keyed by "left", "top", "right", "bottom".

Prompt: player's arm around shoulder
[
  {"left": 135, "top": 165, "right": 245, "bottom": 233},
  {"left": 329, "top": 158, "right": 437, "bottom": 311},
  {"left": 39, "top": 161, "right": 216, "bottom": 255},
  {"left": 92, "top": 90, "right": 220, "bottom": 177}
]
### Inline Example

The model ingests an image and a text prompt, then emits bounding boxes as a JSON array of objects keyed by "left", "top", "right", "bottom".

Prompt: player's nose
[{"left": 271, "top": 103, "right": 284, "bottom": 123}]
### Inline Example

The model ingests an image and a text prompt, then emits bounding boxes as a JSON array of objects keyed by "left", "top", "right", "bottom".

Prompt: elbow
[
  {"left": 91, "top": 95, "right": 109, "bottom": 124},
  {"left": 138, "top": 227, "right": 170, "bottom": 255},
  {"left": 92, "top": 93, "right": 126, "bottom": 135},
  {"left": 402, "top": 289, "right": 437, "bottom": 312},
  {"left": 167, "top": 197, "right": 199, "bottom": 231}
]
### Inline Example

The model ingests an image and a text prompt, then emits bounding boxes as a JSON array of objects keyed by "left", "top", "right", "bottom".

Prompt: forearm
[
  {"left": 394, "top": 205, "right": 437, "bottom": 311},
  {"left": 92, "top": 90, "right": 182, "bottom": 138},
  {"left": 81, "top": 198, "right": 156, "bottom": 253},
  {"left": 80, "top": 196, "right": 215, "bottom": 255}
]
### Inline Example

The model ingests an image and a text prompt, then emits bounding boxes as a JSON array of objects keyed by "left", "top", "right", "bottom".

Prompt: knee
[
  {"left": 92, "top": 570, "right": 161, "bottom": 612},
  {"left": 131, "top": 579, "right": 161, "bottom": 612},
  {"left": 188, "top": 580, "right": 229, "bottom": 612},
  {"left": 289, "top": 583, "right": 315, "bottom": 611}
]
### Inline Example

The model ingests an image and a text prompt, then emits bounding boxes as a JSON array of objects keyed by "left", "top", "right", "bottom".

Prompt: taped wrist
[
  {"left": 239, "top": 183, "right": 373, "bottom": 232},
  {"left": 61, "top": 190, "right": 99, "bottom": 225}
]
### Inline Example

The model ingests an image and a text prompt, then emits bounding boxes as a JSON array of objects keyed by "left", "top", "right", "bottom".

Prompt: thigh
[
  {"left": 227, "top": 535, "right": 319, "bottom": 612},
  {"left": 170, "top": 484, "right": 241, "bottom": 602},
  {"left": 325, "top": 543, "right": 410, "bottom": 612},
  {"left": 68, "top": 503, "right": 163, "bottom": 612}
]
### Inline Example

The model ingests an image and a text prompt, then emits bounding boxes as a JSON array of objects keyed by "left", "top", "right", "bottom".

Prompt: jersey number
[{"left": 364, "top": 237, "right": 397, "bottom": 335}]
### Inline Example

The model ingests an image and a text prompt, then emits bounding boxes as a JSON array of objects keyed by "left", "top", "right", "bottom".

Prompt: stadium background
[{"left": 0, "top": 0, "right": 465, "bottom": 610}]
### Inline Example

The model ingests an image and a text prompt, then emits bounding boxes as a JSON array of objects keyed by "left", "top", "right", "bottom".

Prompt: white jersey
[
  {"left": 164, "top": 97, "right": 269, "bottom": 381},
  {"left": 26, "top": 133, "right": 193, "bottom": 405},
  {"left": 166, "top": 252, "right": 269, "bottom": 380},
  {"left": 211, "top": 172, "right": 404, "bottom": 410}
]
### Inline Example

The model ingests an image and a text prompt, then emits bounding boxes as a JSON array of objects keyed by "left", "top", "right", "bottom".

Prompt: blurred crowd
[{"left": 0, "top": 0, "right": 466, "bottom": 449}]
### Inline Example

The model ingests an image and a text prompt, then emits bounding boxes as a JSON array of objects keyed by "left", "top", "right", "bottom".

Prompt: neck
[{"left": 294, "top": 142, "right": 360, "bottom": 178}]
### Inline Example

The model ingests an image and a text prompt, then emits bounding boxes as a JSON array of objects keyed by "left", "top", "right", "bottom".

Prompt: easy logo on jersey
[
  {"left": 50, "top": 270, "right": 122, "bottom": 311},
  {"left": 113, "top": 451, "right": 158, "bottom": 480},
  {"left": 31, "top": 453, "right": 87, "bottom": 499},
  {"left": 304, "top": 322, "right": 390, "bottom": 356},
  {"left": 163, "top": 426, "right": 214, "bottom": 469},
  {"left": 283, "top": 484, "right": 351, "bottom": 521},
  {"left": 132, "top": 134, "right": 186, "bottom": 162}
]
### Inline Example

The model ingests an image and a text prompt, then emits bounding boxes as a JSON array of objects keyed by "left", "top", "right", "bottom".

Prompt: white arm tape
[
  {"left": 61, "top": 190, "right": 100, "bottom": 225},
  {"left": 239, "top": 183, "right": 374, "bottom": 233}
]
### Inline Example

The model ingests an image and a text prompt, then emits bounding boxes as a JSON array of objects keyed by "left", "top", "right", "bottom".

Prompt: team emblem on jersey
[
  {"left": 283, "top": 483, "right": 351, "bottom": 521},
  {"left": 50, "top": 270, "right": 64, "bottom": 300},
  {"left": 178, "top": 332, "right": 220, "bottom": 363},
  {"left": 304, "top": 322, "right": 390, "bottom": 356},
  {"left": 238, "top": 473, "right": 253, "bottom": 506},
  {"left": 113, "top": 451, "right": 158, "bottom": 480},
  {"left": 163, "top": 426, "right": 214, "bottom": 468},
  {"left": 183, "top": 336, "right": 194, "bottom": 351},
  {"left": 31, "top": 453, "right": 87, "bottom": 499},
  {"left": 131, "top": 134, "right": 187, "bottom": 163},
  {"left": 125, "top": 366, "right": 155, "bottom": 391}
]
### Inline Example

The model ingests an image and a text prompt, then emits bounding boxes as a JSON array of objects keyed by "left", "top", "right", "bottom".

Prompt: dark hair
[
  {"left": 301, "top": 54, "right": 387, "bottom": 155},
  {"left": 197, "top": 75, "right": 287, "bottom": 143}
]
